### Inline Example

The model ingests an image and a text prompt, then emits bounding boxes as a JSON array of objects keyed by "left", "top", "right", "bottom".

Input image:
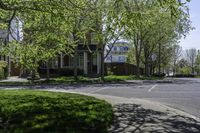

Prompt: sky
[{"left": 179, "top": 0, "right": 200, "bottom": 50}]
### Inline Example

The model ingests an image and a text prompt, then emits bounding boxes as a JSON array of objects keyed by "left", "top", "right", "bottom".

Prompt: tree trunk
[
  {"left": 74, "top": 48, "right": 78, "bottom": 81},
  {"left": 144, "top": 51, "right": 150, "bottom": 77},
  {"left": 173, "top": 61, "right": 176, "bottom": 76},
  {"left": 136, "top": 58, "right": 140, "bottom": 77},
  {"left": 145, "top": 62, "right": 148, "bottom": 76},
  {"left": 46, "top": 61, "right": 50, "bottom": 81},
  {"left": 158, "top": 43, "right": 161, "bottom": 76},
  {"left": 144, "top": 57, "right": 151, "bottom": 77},
  {"left": 31, "top": 69, "right": 36, "bottom": 83},
  {"left": 150, "top": 63, "right": 153, "bottom": 76},
  {"left": 101, "top": 51, "right": 105, "bottom": 82},
  {"left": 192, "top": 60, "right": 195, "bottom": 75},
  {"left": 73, "top": 31, "right": 78, "bottom": 81}
]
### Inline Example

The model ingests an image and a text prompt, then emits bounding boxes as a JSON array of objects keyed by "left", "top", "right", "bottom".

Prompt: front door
[
  {"left": 11, "top": 62, "right": 20, "bottom": 76},
  {"left": 87, "top": 53, "right": 97, "bottom": 74}
]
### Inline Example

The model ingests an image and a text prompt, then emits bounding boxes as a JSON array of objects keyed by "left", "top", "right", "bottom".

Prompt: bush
[
  {"left": 0, "top": 90, "right": 113, "bottom": 133},
  {"left": 0, "top": 61, "right": 7, "bottom": 80},
  {"left": 173, "top": 74, "right": 195, "bottom": 78},
  {"left": 38, "top": 68, "right": 84, "bottom": 77},
  {"left": 0, "top": 68, "right": 5, "bottom": 80},
  {"left": 104, "top": 75, "right": 163, "bottom": 82},
  {"left": 152, "top": 73, "right": 166, "bottom": 78}
]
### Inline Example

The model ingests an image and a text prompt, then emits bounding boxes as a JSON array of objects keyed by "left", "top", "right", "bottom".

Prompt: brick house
[
  {"left": 38, "top": 32, "right": 103, "bottom": 77},
  {"left": 1, "top": 17, "right": 103, "bottom": 78}
]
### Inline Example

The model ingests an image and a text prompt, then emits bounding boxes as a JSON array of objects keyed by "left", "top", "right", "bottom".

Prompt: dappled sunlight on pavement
[{"left": 109, "top": 104, "right": 200, "bottom": 133}]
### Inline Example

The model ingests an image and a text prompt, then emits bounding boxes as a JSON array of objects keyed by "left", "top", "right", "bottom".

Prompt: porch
[{"left": 39, "top": 51, "right": 102, "bottom": 77}]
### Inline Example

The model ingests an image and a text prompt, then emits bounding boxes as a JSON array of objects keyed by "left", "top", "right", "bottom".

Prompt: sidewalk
[
  {"left": 0, "top": 76, "right": 28, "bottom": 82},
  {"left": 91, "top": 94, "right": 200, "bottom": 133},
  {"left": 47, "top": 89, "right": 200, "bottom": 133}
]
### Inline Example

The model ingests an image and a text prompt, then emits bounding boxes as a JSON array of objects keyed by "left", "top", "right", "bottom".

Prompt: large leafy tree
[
  {"left": 195, "top": 50, "right": 200, "bottom": 75},
  {"left": 171, "top": 44, "right": 182, "bottom": 75},
  {"left": 123, "top": 0, "right": 191, "bottom": 76},
  {"left": 0, "top": 0, "right": 192, "bottom": 79},
  {"left": 186, "top": 48, "right": 197, "bottom": 74},
  {"left": 0, "top": 0, "right": 88, "bottom": 79}
]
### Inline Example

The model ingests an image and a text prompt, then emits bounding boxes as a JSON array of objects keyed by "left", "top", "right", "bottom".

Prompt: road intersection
[
  {"left": 1, "top": 78, "right": 200, "bottom": 119},
  {"left": 62, "top": 78, "right": 200, "bottom": 119}
]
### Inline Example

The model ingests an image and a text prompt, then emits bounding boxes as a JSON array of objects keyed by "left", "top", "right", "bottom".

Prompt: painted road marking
[
  {"left": 88, "top": 87, "right": 108, "bottom": 94},
  {"left": 138, "top": 85, "right": 151, "bottom": 88},
  {"left": 148, "top": 84, "right": 158, "bottom": 92}
]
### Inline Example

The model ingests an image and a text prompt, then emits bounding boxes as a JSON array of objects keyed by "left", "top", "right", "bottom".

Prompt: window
[
  {"left": 113, "top": 46, "right": 117, "bottom": 51},
  {"left": 40, "top": 58, "right": 59, "bottom": 69},
  {"left": 51, "top": 58, "right": 59, "bottom": 68},
  {"left": 64, "top": 55, "right": 73, "bottom": 67},
  {"left": 119, "top": 56, "right": 126, "bottom": 62},
  {"left": 63, "top": 54, "right": 84, "bottom": 69},
  {"left": 125, "top": 46, "right": 129, "bottom": 51},
  {"left": 92, "top": 53, "right": 97, "bottom": 66},
  {"left": 77, "top": 53, "right": 84, "bottom": 69},
  {"left": 120, "top": 46, "right": 124, "bottom": 51}
]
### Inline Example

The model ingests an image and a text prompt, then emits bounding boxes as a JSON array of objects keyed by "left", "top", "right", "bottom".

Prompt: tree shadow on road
[{"left": 109, "top": 104, "right": 200, "bottom": 133}]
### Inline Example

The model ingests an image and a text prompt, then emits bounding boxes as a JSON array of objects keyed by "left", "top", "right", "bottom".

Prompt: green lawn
[
  {"left": 0, "top": 90, "right": 113, "bottom": 133},
  {"left": 104, "top": 75, "right": 163, "bottom": 82},
  {"left": 0, "top": 75, "right": 164, "bottom": 85},
  {"left": 46, "top": 75, "right": 163, "bottom": 84}
]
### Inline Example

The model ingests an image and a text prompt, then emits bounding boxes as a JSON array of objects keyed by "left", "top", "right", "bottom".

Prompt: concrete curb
[
  {"left": 125, "top": 80, "right": 174, "bottom": 84},
  {"left": 44, "top": 89, "right": 199, "bottom": 121},
  {"left": 86, "top": 93, "right": 199, "bottom": 121},
  {"left": 143, "top": 80, "right": 173, "bottom": 84}
]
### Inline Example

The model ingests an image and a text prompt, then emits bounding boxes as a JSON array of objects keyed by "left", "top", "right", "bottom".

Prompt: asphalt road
[
  {"left": 1, "top": 78, "right": 200, "bottom": 119},
  {"left": 68, "top": 78, "right": 200, "bottom": 119}
]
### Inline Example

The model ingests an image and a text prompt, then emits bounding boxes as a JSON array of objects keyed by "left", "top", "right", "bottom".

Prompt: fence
[{"left": 105, "top": 63, "right": 144, "bottom": 75}]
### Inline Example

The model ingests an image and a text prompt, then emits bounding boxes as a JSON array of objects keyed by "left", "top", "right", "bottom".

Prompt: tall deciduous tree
[
  {"left": 172, "top": 44, "right": 182, "bottom": 75},
  {"left": 124, "top": 0, "right": 191, "bottom": 76},
  {"left": 195, "top": 50, "right": 200, "bottom": 75},
  {"left": 0, "top": 0, "right": 87, "bottom": 79},
  {"left": 186, "top": 48, "right": 197, "bottom": 74},
  {"left": 0, "top": 0, "right": 192, "bottom": 79}
]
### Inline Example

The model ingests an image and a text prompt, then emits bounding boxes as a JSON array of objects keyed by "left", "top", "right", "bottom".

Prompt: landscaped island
[{"left": 0, "top": 90, "right": 113, "bottom": 133}]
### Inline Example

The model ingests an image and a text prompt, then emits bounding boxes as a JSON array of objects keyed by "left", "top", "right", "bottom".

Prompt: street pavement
[
  {"left": 41, "top": 78, "right": 200, "bottom": 119},
  {"left": 86, "top": 78, "right": 200, "bottom": 119},
  {"left": 1, "top": 77, "right": 200, "bottom": 132},
  {"left": 1, "top": 78, "right": 199, "bottom": 118}
]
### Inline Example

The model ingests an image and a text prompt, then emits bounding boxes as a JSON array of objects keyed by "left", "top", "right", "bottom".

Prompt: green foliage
[
  {"left": 52, "top": 76, "right": 93, "bottom": 83},
  {"left": 123, "top": 0, "right": 191, "bottom": 76},
  {"left": 0, "top": 0, "right": 192, "bottom": 79},
  {"left": 0, "top": 90, "right": 113, "bottom": 133},
  {"left": 178, "top": 67, "right": 192, "bottom": 75},
  {"left": 173, "top": 74, "right": 195, "bottom": 78},
  {"left": 104, "top": 75, "right": 162, "bottom": 82},
  {"left": 195, "top": 51, "right": 200, "bottom": 75},
  {"left": 0, "top": 61, "right": 7, "bottom": 69},
  {"left": 0, "top": 61, "right": 7, "bottom": 80}
]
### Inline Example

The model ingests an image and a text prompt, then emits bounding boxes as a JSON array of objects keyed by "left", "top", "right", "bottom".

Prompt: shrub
[
  {"left": 0, "top": 61, "right": 7, "bottom": 80},
  {"left": 152, "top": 73, "right": 166, "bottom": 78},
  {"left": 0, "top": 90, "right": 113, "bottom": 133},
  {"left": 173, "top": 74, "right": 195, "bottom": 78},
  {"left": 38, "top": 68, "right": 84, "bottom": 77}
]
